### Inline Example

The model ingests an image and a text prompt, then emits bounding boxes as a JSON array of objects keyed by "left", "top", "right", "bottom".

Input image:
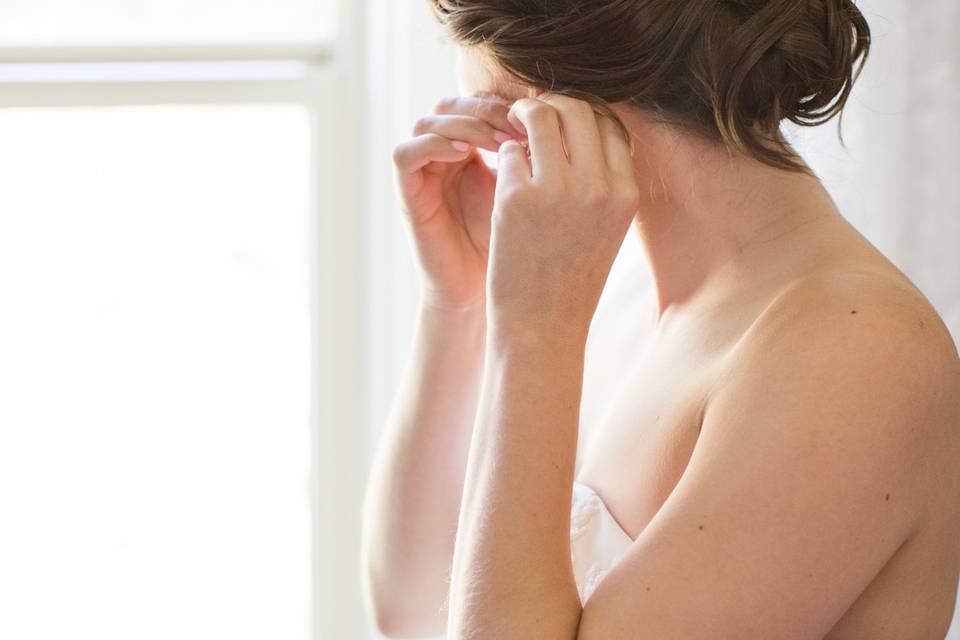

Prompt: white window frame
[{"left": 0, "top": 3, "right": 370, "bottom": 639}]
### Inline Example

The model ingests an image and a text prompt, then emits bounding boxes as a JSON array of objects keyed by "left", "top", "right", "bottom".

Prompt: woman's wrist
[
  {"left": 420, "top": 288, "right": 487, "bottom": 316},
  {"left": 418, "top": 293, "right": 488, "bottom": 349},
  {"left": 418, "top": 290, "right": 590, "bottom": 357},
  {"left": 487, "top": 317, "right": 588, "bottom": 359}
]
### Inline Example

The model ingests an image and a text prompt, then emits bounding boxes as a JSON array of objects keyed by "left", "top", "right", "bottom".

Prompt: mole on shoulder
[
  {"left": 850, "top": 310, "right": 858, "bottom": 315},
  {"left": 646, "top": 586, "right": 651, "bottom": 591},
  {"left": 698, "top": 524, "right": 704, "bottom": 530},
  {"left": 885, "top": 493, "right": 890, "bottom": 501}
]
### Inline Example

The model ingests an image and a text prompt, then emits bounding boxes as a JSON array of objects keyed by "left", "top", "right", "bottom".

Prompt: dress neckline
[{"left": 572, "top": 480, "right": 636, "bottom": 542}]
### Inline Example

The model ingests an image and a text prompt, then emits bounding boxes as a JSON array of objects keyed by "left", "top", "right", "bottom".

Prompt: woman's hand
[
  {"left": 393, "top": 92, "right": 525, "bottom": 311},
  {"left": 486, "top": 94, "right": 639, "bottom": 345}
]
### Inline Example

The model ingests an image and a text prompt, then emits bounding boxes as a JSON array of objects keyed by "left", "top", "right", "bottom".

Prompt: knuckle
[
  {"left": 471, "top": 100, "right": 499, "bottom": 121},
  {"left": 483, "top": 99, "right": 510, "bottom": 118},
  {"left": 574, "top": 98, "right": 595, "bottom": 114},
  {"left": 432, "top": 96, "right": 458, "bottom": 114},
  {"left": 618, "top": 183, "right": 641, "bottom": 209},
  {"left": 499, "top": 139, "right": 524, "bottom": 156},
  {"left": 549, "top": 94, "right": 593, "bottom": 116},
  {"left": 582, "top": 180, "right": 612, "bottom": 207},
  {"left": 526, "top": 101, "right": 557, "bottom": 124},
  {"left": 509, "top": 97, "right": 536, "bottom": 113},
  {"left": 411, "top": 115, "right": 435, "bottom": 136},
  {"left": 391, "top": 142, "right": 409, "bottom": 166},
  {"left": 509, "top": 98, "right": 555, "bottom": 124},
  {"left": 391, "top": 140, "right": 412, "bottom": 165},
  {"left": 468, "top": 117, "right": 495, "bottom": 138}
]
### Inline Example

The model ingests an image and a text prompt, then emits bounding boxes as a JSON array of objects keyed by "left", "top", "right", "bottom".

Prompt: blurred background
[{"left": 0, "top": 0, "right": 955, "bottom": 638}]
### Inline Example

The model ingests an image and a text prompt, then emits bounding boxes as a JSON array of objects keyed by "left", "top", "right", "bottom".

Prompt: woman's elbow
[{"left": 362, "top": 564, "right": 445, "bottom": 639}]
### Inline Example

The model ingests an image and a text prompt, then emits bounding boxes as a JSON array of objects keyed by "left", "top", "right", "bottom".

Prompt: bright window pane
[
  {"left": 0, "top": 105, "right": 312, "bottom": 639},
  {"left": 0, "top": 0, "right": 335, "bottom": 48}
]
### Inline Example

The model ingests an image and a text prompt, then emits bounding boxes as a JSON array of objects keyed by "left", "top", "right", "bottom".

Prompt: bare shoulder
[
  {"left": 717, "top": 266, "right": 960, "bottom": 459},
  {"left": 695, "top": 268, "right": 960, "bottom": 539},
  {"left": 732, "top": 268, "right": 960, "bottom": 384},
  {"left": 576, "top": 270, "right": 960, "bottom": 638}
]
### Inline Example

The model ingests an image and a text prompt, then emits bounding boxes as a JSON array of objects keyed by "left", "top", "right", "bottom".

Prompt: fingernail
[
  {"left": 451, "top": 140, "right": 471, "bottom": 151},
  {"left": 493, "top": 130, "right": 513, "bottom": 144}
]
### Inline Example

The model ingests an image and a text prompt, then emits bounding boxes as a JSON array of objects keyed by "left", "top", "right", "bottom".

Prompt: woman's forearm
[
  {"left": 446, "top": 327, "right": 586, "bottom": 639},
  {"left": 361, "top": 299, "right": 487, "bottom": 637}
]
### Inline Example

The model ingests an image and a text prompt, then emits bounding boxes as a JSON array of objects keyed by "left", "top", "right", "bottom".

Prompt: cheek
[
  {"left": 454, "top": 47, "right": 532, "bottom": 102},
  {"left": 456, "top": 71, "right": 481, "bottom": 97},
  {"left": 455, "top": 53, "right": 489, "bottom": 97}
]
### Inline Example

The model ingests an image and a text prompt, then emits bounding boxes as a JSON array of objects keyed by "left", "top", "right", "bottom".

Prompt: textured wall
[{"left": 792, "top": 0, "right": 960, "bottom": 352}]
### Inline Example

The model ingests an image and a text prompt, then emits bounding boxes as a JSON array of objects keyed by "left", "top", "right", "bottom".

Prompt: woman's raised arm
[{"left": 361, "top": 93, "right": 522, "bottom": 638}]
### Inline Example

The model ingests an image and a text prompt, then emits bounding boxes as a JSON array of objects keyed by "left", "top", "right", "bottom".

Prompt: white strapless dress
[
  {"left": 568, "top": 480, "right": 635, "bottom": 604},
  {"left": 427, "top": 481, "right": 634, "bottom": 639}
]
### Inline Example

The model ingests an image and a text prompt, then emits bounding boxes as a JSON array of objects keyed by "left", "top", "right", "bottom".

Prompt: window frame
[
  {"left": 0, "top": 2, "right": 370, "bottom": 638},
  {"left": 0, "top": 44, "right": 332, "bottom": 64}
]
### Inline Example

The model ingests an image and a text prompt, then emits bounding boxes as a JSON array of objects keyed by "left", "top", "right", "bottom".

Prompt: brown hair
[{"left": 429, "top": 0, "right": 871, "bottom": 173}]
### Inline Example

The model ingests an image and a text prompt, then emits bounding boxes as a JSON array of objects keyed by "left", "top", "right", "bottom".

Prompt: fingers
[
  {"left": 507, "top": 98, "right": 567, "bottom": 180},
  {"left": 596, "top": 115, "right": 640, "bottom": 215},
  {"left": 392, "top": 93, "right": 523, "bottom": 178},
  {"left": 596, "top": 114, "right": 634, "bottom": 180},
  {"left": 395, "top": 90, "right": 524, "bottom": 175},
  {"left": 536, "top": 94, "right": 605, "bottom": 178},
  {"left": 393, "top": 133, "right": 474, "bottom": 174},
  {"left": 406, "top": 92, "right": 638, "bottom": 204},
  {"left": 433, "top": 95, "right": 525, "bottom": 139},
  {"left": 413, "top": 114, "right": 512, "bottom": 153},
  {"left": 495, "top": 139, "right": 532, "bottom": 187}
]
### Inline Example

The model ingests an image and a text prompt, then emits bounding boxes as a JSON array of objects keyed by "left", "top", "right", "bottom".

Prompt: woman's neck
[{"left": 618, "top": 112, "right": 842, "bottom": 324}]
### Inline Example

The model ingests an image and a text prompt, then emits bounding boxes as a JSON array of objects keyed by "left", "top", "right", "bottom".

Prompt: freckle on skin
[
  {"left": 646, "top": 586, "right": 651, "bottom": 591},
  {"left": 850, "top": 310, "right": 857, "bottom": 315},
  {"left": 885, "top": 493, "right": 890, "bottom": 501},
  {"left": 698, "top": 524, "right": 704, "bottom": 530}
]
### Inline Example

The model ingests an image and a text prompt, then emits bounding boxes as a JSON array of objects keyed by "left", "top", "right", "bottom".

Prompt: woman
[{"left": 362, "top": 1, "right": 960, "bottom": 638}]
